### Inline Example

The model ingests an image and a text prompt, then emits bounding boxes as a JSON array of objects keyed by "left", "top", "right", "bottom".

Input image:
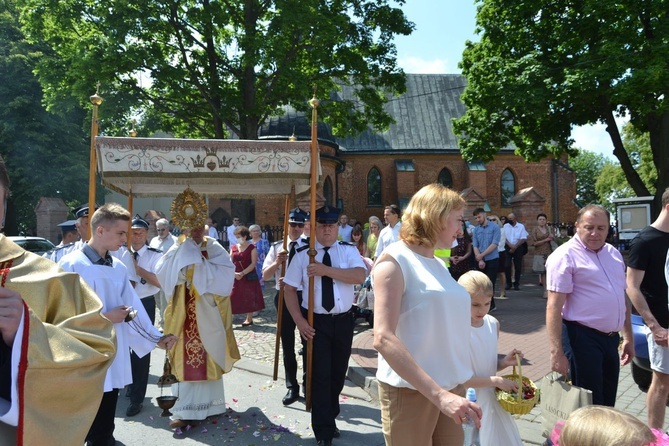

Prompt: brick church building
[{"left": 247, "top": 73, "right": 578, "bottom": 231}]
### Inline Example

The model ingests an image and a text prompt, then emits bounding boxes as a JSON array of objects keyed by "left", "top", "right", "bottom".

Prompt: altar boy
[{"left": 60, "top": 203, "right": 177, "bottom": 446}]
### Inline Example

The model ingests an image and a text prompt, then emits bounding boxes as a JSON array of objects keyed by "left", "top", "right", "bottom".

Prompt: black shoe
[
  {"left": 489, "top": 304, "right": 497, "bottom": 313},
  {"left": 126, "top": 402, "right": 142, "bottom": 417},
  {"left": 333, "top": 427, "right": 341, "bottom": 438},
  {"left": 513, "top": 283, "right": 520, "bottom": 291},
  {"left": 282, "top": 389, "right": 300, "bottom": 406},
  {"left": 505, "top": 284, "right": 512, "bottom": 290},
  {"left": 317, "top": 440, "right": 332, "bottom": 446}
]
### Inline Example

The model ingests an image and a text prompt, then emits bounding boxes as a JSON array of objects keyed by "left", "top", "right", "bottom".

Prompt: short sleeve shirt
[
  {"left": 284, "top": 241, "right": 365, "bottom": 314},
  {"left": 627, "top": 226, "right": 669, "bottom": 328}
]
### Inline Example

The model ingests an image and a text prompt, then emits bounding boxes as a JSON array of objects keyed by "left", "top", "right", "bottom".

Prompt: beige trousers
[{"left": 378, "top": 381, "right": 466, "bottom": 446}]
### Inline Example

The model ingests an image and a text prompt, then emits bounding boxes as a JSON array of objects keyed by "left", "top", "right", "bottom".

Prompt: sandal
[{"left": 242, "top": 321, "right": 253, "bottom": 326}]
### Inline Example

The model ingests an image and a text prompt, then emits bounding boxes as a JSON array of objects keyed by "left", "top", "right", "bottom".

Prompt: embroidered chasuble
[{"left": 158, "top": 237, "right": 239, "bottom": 382}]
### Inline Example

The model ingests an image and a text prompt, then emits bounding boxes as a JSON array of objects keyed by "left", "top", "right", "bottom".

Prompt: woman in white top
[{"left": 373, "top": 183, "right": 482, "bottom": 445}]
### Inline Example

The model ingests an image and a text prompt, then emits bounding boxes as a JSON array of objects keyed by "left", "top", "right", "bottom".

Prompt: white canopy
[{"left": 95, "top": 137, "right": 320, "bottom": 198}]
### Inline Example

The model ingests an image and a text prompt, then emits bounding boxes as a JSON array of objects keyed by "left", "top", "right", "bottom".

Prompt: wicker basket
[{"left": 495, "top": 354, "right": 539, "bottom": 415}]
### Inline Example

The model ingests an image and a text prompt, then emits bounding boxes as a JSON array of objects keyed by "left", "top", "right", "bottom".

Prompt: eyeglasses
[
  {"left": 289, "top": 223, "right": 305, "bottom": 228},
  {"left": 157, "top": 228, "right": 167, "bottom": 232}
]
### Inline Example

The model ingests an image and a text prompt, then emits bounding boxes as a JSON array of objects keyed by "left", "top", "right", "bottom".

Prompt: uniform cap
[
  {"left": 288, "top": 207, "right": 308, "bottom": 223},
  {"left": 315, "top": 206, "right": 341, "bottom": 224},
  {"left": 131, "top": 214, "right": 149, "bottom": 229},
  {"left": 57, "top": 220, "right": 77, "bottom": 232}
]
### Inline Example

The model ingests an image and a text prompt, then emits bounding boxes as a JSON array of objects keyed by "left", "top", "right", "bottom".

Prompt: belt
[
  {"left": 303, "top": 308, "right": 353, "bottom": 319},
  {"left": 563, "top": 319, "right": 618, "bottom": 337}
]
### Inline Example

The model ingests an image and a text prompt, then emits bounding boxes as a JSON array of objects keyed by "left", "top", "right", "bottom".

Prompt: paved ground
[{"left": 111, "top": 274, "right": 667, "bottom": 445}]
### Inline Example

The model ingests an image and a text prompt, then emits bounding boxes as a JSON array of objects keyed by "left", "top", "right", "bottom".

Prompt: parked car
[
  {"left": 7, "top": 236, "right": 56, "bottom": 256},
  {"left": 631, "top": 312, "right": 654, "bottom": 392}
]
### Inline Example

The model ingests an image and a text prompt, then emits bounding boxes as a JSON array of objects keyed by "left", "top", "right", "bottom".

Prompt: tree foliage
[
  {"left": 16, "top": 0, "right": 414, "bottom": 139},
  {"left": 568, "top": 150, "right": 607, "bottom": 206},
  {"left": 0, "top": 0, "right": 91, "bottom": 234},
  {"left": 595, "top": 123, "right": 657, "bottom": 210},
  {"left": 454, "top": 0, "right": 669, "bottom": 211}
]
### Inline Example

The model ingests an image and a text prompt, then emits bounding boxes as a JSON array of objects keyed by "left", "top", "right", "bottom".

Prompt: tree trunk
[
  {"left": 605, "top": 108, "right": 650, "bottom": 197},
  {"left": 648, "top": 111, "right": 669, "bottom": 217}
]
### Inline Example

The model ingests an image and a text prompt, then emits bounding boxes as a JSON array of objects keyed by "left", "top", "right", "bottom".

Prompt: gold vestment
[{"left": 0, "top": 235, "right": 115, "bottom": 446}]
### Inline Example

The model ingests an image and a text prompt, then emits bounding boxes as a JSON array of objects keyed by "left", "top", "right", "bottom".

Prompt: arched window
[
  {"left": 323, "top": 176, "right": 333, "bottom": 207},
  {"left": 438, "top": 168, "right": 453, "bottom": 188},
  {"left": 501, "top": 169, "right": 515, "bottom": 207},
  {"left": 367, "top": 167, "right": 382, "bottom": 205}
]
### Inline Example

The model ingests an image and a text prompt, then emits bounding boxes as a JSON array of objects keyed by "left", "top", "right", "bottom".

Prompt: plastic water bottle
[{"left": 462, "top": 388, "right": 480, "bottom": 446}]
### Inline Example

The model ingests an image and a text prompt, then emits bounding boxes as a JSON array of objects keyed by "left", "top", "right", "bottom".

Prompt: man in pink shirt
[{"left": 546, "top": 204, "right": 634, "bottom": 406}]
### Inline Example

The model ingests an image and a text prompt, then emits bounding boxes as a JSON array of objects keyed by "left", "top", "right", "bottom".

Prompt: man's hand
[
  {"left": 651, "top": 326, "right": 669, "bottom": 347},
  {"left": 307, "top": 261, "right": 329, "bottom": 278},
  {"left": 157, "top": 334, "right": 178, "bottom": 350},
  {"left": 620, "top": 338, "right": 635, "bottom": 366},
  {"left": 104, "top": 305, "right": 132, "bottom": 324},
  {"left": 275, "top": 251, "right": 287, "bottom": 265},
  {"left": 550, "top": 351, "right": 569, "bottom": 375},
  {"left": 296, "top": 316, "right": 316, "bottom": 341},
  {"left": 0, "top": 288, "right": 23, "bottom": 347}
]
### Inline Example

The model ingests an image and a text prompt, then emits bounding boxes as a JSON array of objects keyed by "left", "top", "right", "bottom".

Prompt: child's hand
[
  {"left": 502, "top": 349, "right": 523, "bottom": 367},
  {"left": 494, "top": 376, "right": 519, "bottom": 393}
]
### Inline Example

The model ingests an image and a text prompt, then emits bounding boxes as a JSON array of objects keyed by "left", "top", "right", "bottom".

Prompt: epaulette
[
  {"left": 54, "top": 242, "right": 75, "bottom": 252},
  {"left": 338, "top": 241, "right": 354, "bottom": 246},
  {"left": 147, "top": 246, "right": 163, "bottom": 254},
  {"left": 272, "top": 240, "right": 283, "bottom": 247},
  {"left": 296, "top": 244, "right": 310, "bottom": 253}
]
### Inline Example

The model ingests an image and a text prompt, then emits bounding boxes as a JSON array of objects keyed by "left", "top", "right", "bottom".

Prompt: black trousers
[
  {"left": 301, "top": 308, "right": 354, "bottom": 442},
  {"left": 86, "top": 389, "right": 119, "bottom": 445},
  {"left": 481, "top": 257, "right": 498, "bottom": 307},
  {"left": 564, "top": 320, "right": 620, "bottom": 406},
  {"left": 505, "top": 251, "right": 525, "bottom": 286},
  {"left": 274, "top": 290, "right": 304, "bottom": 390},
  {"left": 128, "top": 295, "right": 156, "bottom": 405}
]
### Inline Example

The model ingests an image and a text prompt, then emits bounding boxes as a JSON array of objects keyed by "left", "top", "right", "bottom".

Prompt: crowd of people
[{"left": 2, "top": 144, "right": 668, "bottom": 446}]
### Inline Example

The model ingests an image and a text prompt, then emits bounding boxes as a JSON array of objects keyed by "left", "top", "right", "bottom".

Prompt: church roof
[
  {"left": 335, "top": 74, "right": 467, "bottom": 154},
  {"left": 259, "top": 74, "right": 514, "bottom": 155}
]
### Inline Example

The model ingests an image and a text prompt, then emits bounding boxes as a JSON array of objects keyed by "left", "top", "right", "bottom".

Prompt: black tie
[
  {"left": 288, "top": 241, "right": 297, "bottom": 265},
  {"left": 321, "top": 246, "right": 334, "bottom": 312},
  {"left": 133, "top": 251, "right": 139, "bottom": 261}
]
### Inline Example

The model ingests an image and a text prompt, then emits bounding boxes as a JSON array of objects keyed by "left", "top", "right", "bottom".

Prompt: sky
[{"left": 391, "top": 0, "right": 623, "bottom": 160}]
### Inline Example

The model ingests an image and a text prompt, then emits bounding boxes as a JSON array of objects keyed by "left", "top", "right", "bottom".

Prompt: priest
[
  {"left": 156, "top": 188, "right": 240, "bottom": 428},
  {"left": 0, "top": 154, "right": 116, "bottom": 445}
]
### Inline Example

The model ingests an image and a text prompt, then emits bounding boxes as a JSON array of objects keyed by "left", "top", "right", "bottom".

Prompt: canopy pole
[
  {"left": 127, "top": 185, "right": 134, "bottom": 236},
  {"left": 87, "top": 87, "right": 103, "bottom": 240},
  {"left": 273, "top": 193, "right": 292, "bottom": 381},
  {"left": 306, "top": 91, "right": 319, "bottom": 412}
]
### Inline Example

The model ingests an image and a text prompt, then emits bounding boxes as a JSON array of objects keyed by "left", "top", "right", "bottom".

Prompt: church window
[
  {"left": 501, "top": 169, "right": 515, "bottom": 207},
  {"left": 367, "top": 167, "right": 382, "bottom": 205}
]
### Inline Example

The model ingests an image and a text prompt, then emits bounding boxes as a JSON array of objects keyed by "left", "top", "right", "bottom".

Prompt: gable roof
[
  {"left": 259, "top": 74, "right": 514, "bottom": 155},
  {"left": 335, "top": 74, "right": 467, "bottom": 154}
]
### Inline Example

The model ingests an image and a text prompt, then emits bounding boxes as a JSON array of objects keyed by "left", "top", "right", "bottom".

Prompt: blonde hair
[
  {"left": 90, "top": 203, "right": 130, "bottom": 231},
  {"left": 400, "top": 183, "right": 465, "bottom": 247},
  {"left": 458, "top": 270, "right": 493, "bottom": 297},
  {"left": 560, "top": 406, "right": 655, "bottom": 446}
]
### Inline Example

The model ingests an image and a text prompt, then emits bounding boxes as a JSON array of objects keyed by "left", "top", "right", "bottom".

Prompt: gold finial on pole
[
  {"left": 87, "top": 84, "right": 103, "bottom": 240},
  {"left": 288, "top": 126, "right": 297, "bottom": 142},
  {"left": 129, "top": 119, "right": 137, "bottom": 137}
]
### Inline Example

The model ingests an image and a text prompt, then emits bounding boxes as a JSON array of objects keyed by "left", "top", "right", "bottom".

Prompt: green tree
[
  {"left": 0, "top": 0, "right": 90, "bottom": 234},
  {"left": 453, "top": 0, "right": 669, "bottom": 213},
  {"left": 17, "top": 0, "right": 414, "bottom": 139},
  {"left": 595, "top": 122, "right": 657, "bottom": 210},
  {"left": 568, "top": 150, "right": 607, "bottom": 206}
]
